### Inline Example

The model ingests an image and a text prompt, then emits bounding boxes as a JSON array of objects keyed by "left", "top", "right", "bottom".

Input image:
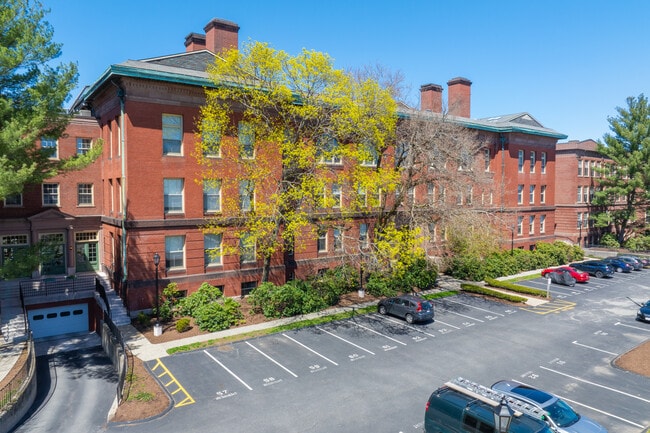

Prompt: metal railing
[
  {"left": 19, "top": 275, "right": 95, "bottom": 298},
  {"left": 0, "top": 334, "right": 34, "bottom": 412}
]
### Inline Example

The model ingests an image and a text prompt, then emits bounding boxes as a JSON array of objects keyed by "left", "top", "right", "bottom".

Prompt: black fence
[
  {"left": 102, "top": 305, "right": 132, "bottom": 404},
  {"left": 19, "top": 275, "right": 96, "bottom": 298}
]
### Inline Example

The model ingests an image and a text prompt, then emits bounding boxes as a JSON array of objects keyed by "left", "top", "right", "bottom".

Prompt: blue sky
[{"left": 42, "top": 0, "right": 649, "bottom": 141}]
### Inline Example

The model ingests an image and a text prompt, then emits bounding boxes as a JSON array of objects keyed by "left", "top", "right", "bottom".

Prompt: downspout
[{"left": 115, "top": 84, "right": 128, "bottom": 292}]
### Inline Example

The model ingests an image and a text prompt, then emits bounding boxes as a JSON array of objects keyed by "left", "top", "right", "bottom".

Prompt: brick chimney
[
  {"left": 184, "top": 33, "right": 206, "bottom": 52},
  {"left": 420, "top": 83, "right": 443, "bottom": 113},
  {"left": 447, "top": 77, "right": 472, "bottom": 118},
  {"left": 204, "top": 18, "right": 240, "bottom": 54}
]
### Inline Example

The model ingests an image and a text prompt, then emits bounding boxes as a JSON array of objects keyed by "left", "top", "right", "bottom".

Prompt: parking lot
[{"left": 117, "top": 270, "right": 650, "bottom": 433}]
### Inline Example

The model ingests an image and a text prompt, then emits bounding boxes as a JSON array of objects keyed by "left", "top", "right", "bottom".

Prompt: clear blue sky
[{"left": 42, "top": 0, "right": 649, "bottom": 141}]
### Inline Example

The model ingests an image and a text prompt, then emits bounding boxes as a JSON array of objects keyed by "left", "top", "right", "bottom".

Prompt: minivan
[{"left": 425, "top": 379, "right": 554, "bottom": 433}]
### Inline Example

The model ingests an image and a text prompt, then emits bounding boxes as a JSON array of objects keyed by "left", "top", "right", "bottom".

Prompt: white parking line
[
  {"left": 203, "top": 350, "right": 253, "bottom": 391},
  {"left": 432, "top": 319, "right": 461, "bottom": 330},
  {"left": 347, "top": 322, "right": 408, "bottom": 345},
  {"left": 540, "top": 365, "right": 650, "bottom": 403},
  {"left": 560, "top": 396, "right": 645, "bottom": 428},
  {"left": 615, "top": 321, "right": 650, "bottom": 332},
  {"left": 371, "top": 314, "right": 438, "bottom": 338},
  {"left": 441, "top": 299, "right": 505, "bottom": 316},
  {"left": 436, "top": 309, "right": 484, "bottom": 323},
  {"left": 571, "top": 340, "right": 618, "bottom": 356},
  {"left": 282, "top": 333, "right": 339, "bottom": 365},
  {"left": 315, "top": 326, "right": 376, "bottom": 355},
  {"left": 245, "top": 342, "right": 299, "bottom": 377}
]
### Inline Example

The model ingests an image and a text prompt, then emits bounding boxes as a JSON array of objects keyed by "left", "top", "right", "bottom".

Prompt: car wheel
[
  {"left": 616, "top": 267, "right": 623, "bottom": 273},
  {"left": 378, "top": 305, "right": 387, "bottom": 315},
  {"left": 595, "top": 271, "right": 604, "bottom": 278},
  {"left": 405, "top": 314, "right": 414, "bottom": 324}
]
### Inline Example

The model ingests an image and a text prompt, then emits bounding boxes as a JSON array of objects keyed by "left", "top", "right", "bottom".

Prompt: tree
[
  {"left": 197, "top": 41, "right": 398, "bottom": 281},
  {"left": 592, "top": 94, "right": 650, "bottom": 244},
  {"left": 0, "top": 0, "right": 101, "bottom": 201}
]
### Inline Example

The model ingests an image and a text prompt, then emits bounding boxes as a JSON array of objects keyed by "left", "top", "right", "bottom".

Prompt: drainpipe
[{"left": 115, "top": 84, "right": 128, "bottom": 301}]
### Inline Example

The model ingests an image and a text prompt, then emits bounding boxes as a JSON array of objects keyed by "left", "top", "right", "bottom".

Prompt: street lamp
[
  {"left": 153, "top": 252, "right": 160, "bottom": 324},
  {"left": 494, "top": 397, "right": 514, "bottom": 433},
  {"left": 578, "top": 220, "right": 583, "bottom": 247}
]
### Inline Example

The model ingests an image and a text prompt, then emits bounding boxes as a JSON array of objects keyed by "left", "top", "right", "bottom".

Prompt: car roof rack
[{"left": 446, "top": 377, "right": 549, "bottom": 422}]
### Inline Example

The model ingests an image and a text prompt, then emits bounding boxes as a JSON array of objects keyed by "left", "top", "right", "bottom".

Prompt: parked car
[
  {"left": 601, "top": 257, "right": 634, "bottom": 273},
  {"left": 569, "top": 261, "right": 614, "bottom": 278},
  {"left": 616, "top": 255, "right": 644, "bottom": 270},
  {"left": 377, "top": 294, "right": 433, "bottom": 323},
  {"left": 492, "top": 380, "right": 608, "bottom": 433},
  {"left": 636, "top": 300, "right": 650, "bottom": 323},
  {"left": 619, "top": 254, "right": 650, "bottom": 267},
  {"left": 541, "top": 266, "right": 589, "bottom": 283}
]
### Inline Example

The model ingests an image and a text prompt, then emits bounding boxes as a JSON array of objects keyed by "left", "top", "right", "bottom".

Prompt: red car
[{"left": 541, "top": 266, "right": 590, "bottom": 283}]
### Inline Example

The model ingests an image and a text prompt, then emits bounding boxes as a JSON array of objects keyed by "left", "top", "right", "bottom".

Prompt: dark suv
[
  {"left": 378, "top": 294, "right": 434, "bottom": 323},
  {"left": 570, "top": 261, "right": 614, "bottom": 278}
]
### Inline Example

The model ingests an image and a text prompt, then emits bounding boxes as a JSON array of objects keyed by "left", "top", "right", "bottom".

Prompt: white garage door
[{"left": 28, "top": 304, "right": 89, "bottom": 339}]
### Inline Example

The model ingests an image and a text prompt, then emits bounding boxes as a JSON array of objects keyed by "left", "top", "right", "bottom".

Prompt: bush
[
  {"left": 153, "top": 282, "right": 183, "bottom": 323},
  {"left": 178, "top": 282, "right": 223, "bottom": 317},
  {"left": 484, "top": 277, "right": 547, "bottom": 297},
  {"left": 308, "top": 265, "right": 358, "bottom": 304},
  {"left": 194, "top": 298, "right": 244, "bottom": 332},
  {"left": 390, "top": 257, "right": 438, "bottom": 292},
  {"left": 364, "top": 272, "right": 397, "bottom": 297},
  {"left": 248, "top": 280, "right": 329, "bottom": 319},
  {"left": 625, "top": 236, "right": 650, "bottom": 252},
  {"left": 175, "top": 317, "right": 191, "bottom": 333},
  {"left": 600, "top": 233, "right": 620, "bottom": 248},
  {"left": 460, "top": 283, "right": 527, "bottom": 303},
  {"left": 136, "top": 311, "right": 150, "bottom": 327}
]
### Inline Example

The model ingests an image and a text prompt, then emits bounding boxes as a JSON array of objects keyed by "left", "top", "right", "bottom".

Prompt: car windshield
[{"left": 545, "top": 398, "right": 579, "bottom": 427}]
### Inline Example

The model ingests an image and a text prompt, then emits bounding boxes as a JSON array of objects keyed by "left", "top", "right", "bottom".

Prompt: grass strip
[{"left": 460, "top": 283, "right": 527, "bottom": 303}]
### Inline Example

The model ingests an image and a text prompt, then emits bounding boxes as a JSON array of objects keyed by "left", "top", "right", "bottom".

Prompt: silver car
[{"left": 492, "top": 380, "right": 608, "bottom": 433}]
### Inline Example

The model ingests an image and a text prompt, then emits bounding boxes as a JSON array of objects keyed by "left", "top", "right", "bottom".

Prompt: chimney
[
  {"left": 204, "top": 18, "right": 240, "bottom": 54},
  {"left": 420, "top": 83, "right": 443, "bottom": 113},
  {"left": 184, "top": 32, "right": 206, "bottom": 52},
  {"left": 447, "top": 77, "right": 472, "bottom": 118}
]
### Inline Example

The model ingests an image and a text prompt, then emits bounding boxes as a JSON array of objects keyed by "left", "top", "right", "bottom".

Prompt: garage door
[{"left": 28, "top": 304, "right": 89, "bottom": 339}]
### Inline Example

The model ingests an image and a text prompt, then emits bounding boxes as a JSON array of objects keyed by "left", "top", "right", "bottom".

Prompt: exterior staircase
[
  {"left": 94, "top": 275, "right": 131, "bottom": 326},
  {"left": 0, "top": 281, "right": 28, "bottom": 343}
]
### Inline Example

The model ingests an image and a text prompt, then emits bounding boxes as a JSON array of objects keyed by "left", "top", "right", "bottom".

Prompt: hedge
[{"left": 460, "top": 283, "right": 527, "bottom": 303}]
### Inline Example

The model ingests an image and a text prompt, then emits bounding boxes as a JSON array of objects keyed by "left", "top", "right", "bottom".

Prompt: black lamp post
[
  {"left": 578, "top": 220, "right": 583, "bottom": 247},
  {"left": 153, "top": 252, "right": 160, "bottom": 324},
  {"left": 510, "top": 227, "right": 514, "bottom": 255},
  {"left": 494, "top": 397, "right": 513, "bottom": 433}
]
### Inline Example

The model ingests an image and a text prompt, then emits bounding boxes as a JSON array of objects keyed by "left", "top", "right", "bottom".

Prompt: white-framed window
[
  {"left": 584, "top": 186, "right": 590, "bottom": 203},
  {"left": 204, "top": 233, "right": 222, "bottom": 266},
  {"left": 239, "top": 232, "right": 256, "bottom": 263},
  {"left": 4, "top": 193, "right": 22, "bottom": 207},
  {"left": 201, "top": 120, "right": 221, "bottom": 157},
  {"left": 530, "top": 151, "right": 536, "bottom": 173},
  {"left": 163, "top": 179, "right": 184, "bottom": 213},
  {"left": 239, "top": 180, "right": 254, "bottom": 211},
  {"left": 427, "top": 183, "right": 435, "bottom": 204},
  {"left": 517, "top": 216, "right": 523, "bottom": 235},
  {"left": 238, "top": 121, "right": 255, "bottom": 159},
  {"left": 331, "top": 183, "right": 342, "bottom": 208},
  {"left": 162, "top": 114, "right": 182, "bottom": 155},
  {"left": 77, "top": 183, "right": 93, "bottom": 206},
  {"left": 584, "top": 161, "right": 590, "bottom": 177},
  {"left": 319, "top": 136, "right": 342, "bottom": 165},
  {"left": 76, "top": 138, "right": 92, "bottom": 155},
  {"left": 75, "top": 231, "right": 99, "bottom": 272},
  {"left": 529, "top": 185, "right": 535, "bottom": 204},
  {"left": 518, "top": 150, "right": 524, "bottom": 173},
  {"left": 577, "top": 186, "right": 582, "bottom": 203},
  {"left": 578, "top": 160, "right": 583, "bottom": 177},
  {"left": 203, "top": 180, "right": 221, "bottom": 213},
  {"left": 428, "top": 223, "right": 437, "bottom": 241},
  {"left": 465, "top": 186, "right": 472, "bottom": 205},
  {"left": 540, "top": 214, "right": 546, "bottom": 233},
  {"left": 407, "top": 186, "right": 415, "bottom": 204},
  {"left": 317, "top": 229, "right": 327, "bottom": 252},
  {"left": 541, "top": 152, "right": 547, "bottom": 174},
  {"left": 540, "top": 185, "right": 546, "bottom": 203},
  {"left": 484, "top": 148, "right": 491, "bottom": 171},
  {"left": 361, "top": 142, "right": 379, "bottom": 167},
  {"left": 517, "top": 185, "right": 524, "bottom": 205},
  {"left": 165, "top": 235, "right": 185, "bottom": 269},
  {"left": 1, "top": 234, "right": 29, "bottom": 269},
  {"left": 357, "top": 185, "right": 367, "bottom": 207},
  {"left": 359, "top": 223, "right": 369, "bottom": 249},
  {"left": 41, "top": 137, "right": 58, "bottom": 159},
  {"left": 577, "top": 213, "right": 583, "bottom": 229},
  {"left": 529, "top": 215, "right": 535, "bottom": 234},
  {"left": 333, "top": 227, "right": 343, "bottom": 251},
  {"left": 43, "top": 183, "right": 59, "bottom": 206}
]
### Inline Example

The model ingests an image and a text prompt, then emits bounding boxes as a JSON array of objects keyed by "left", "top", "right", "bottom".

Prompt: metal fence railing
[
  {"left": 19, "top": 275, "right": 95, "bottom": 298},
  {"left": 0, "top": 334, "right": 34, "bottom": 412},
  {"left": 102, "top": 310, "right": 132, "bottom": 404}
]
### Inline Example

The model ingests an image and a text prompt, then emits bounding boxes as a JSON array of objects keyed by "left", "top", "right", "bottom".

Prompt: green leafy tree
[
  {"left": 0, "top": 0, "right": 101, "bottom": 201},
  {"left": 593, "top": 94, "right": 650, "bottom": 244}
]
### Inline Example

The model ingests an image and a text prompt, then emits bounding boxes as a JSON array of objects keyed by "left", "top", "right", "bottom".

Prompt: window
[
  {"left": 319, "top": 136, "right": 342, "bottom": 165},
  {"left": 4, "top": 193, "right": 22, "bottom": 207},
  {"left": 484, "top": 148, "right": 490, "bottom": 171},
  {"left": 357, "top": 185, "right": 367, "bottom": 207},
  {"left": 361, "top": 142, "right": 379, "bottom": 167},
  {"left": 75, "top": 231, "right": 98, "bottom": 272},
  {"left": 529, "top": 185, "right": 535, "bottom": 204},
  {"left": 529, "top": 215, "right": 535, "bottom": 234},
  {"left": 359, "top": 223, "right": 369, "bottom": 249},
  {"left": 76, "top": 138, "right": 92, "bottom": 155},
  {"left": 239, "top": 180, "right": 254, "bottom": 211},
  {"left": 331, "top": 183, "right": 342, "bottom": 208},
  {"left": 517, "top": 216, "right": 523, "bottom": 235},
  {"left": 407, "top": 186, "right": 415, "bottom": 204},
  {"left": 583, "top": 186, "right": 589, "bottom": 203},
  {"left": 165, "top": 235, "right": 185, "bottom": 269},
  {"left": 203, "top": 180, "right": 221, "bottom": 213},
  {"left": 578, "top": 160, "right": 583, "bottom": 177},
  {"left": 540, "top": 185, "right": 546, "bottom": 204},
  {"left": 162, "top": 114, "right": 182, "bottom": 155},
  {"left": 427, "top": 183, "right": 435, "bottom": 203},
  {"left": 43, "top": 183, "right": 59, "bottom": 206},
  {"left": 40, "top": 233, "right": 65, "bottom": 275},
  {"left": 238, "top": 121, "right": 255, "bottom": 158},
  {"left": 428, "top": 223, "right": 437, "bottom": 241},
  {"left": 204, "top": 233, "right": 222, "bottom": 266},
  {"left": 41, "top": 137, "right": 58, "bottom": 159},
  {"left": 241, "top": 281, "right": 257, "bottom": 297},
  {"left": 541, "top": 152, "right": 547, "bottom": 173},
  {"left": 584, "top": 161, "right": 590, "bottom": 177},
  {"left": 163, "top": 179, "right": 184, "bottom": 213},
  {"left": 77, "top": 183, "right": 93, "bottom": 206},
  {"left": 239, "top": 232, "right": 256, "bottom": 263},
  {"left": 577, "top": 213, "right": 583, "bottom": 229},
  {"left": 518, "top": 150, "right": 524, "bottom": 172},
  {"left": 201, "top": 121, "right": 221, "bottom": 157},
  {"left": 517, "top": 185, "right": 524, "bottom": 204},
  {"left": 317, "top": 229, "right": 327, "bottom": 252},
  {"left": 465, "top": 186, "right": 472, "bottom": 205},
  {"left": 540, "top": 214, "right": 546, "bottom": 233},
  {"left": 577, "top": 186, "right": 582, "bottom": 203},
  {"left": 530, "top": 151, "right": 536, "bottom": 173},
  {"left": 1, "top": 234, "right": 29, "bottom": 270},
  {"left": 333, "top": 228, "right": 343, "bottom": 251}
]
